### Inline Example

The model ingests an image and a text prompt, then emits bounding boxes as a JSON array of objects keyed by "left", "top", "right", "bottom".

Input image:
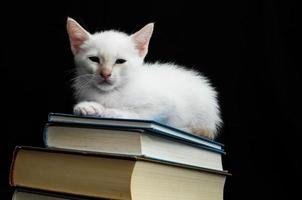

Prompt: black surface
[{"left": 1, "top": 1, "right": 300, "bottom": 199}]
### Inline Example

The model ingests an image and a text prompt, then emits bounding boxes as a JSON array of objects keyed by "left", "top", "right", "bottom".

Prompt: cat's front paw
[{"left": 73, "top": 101, "right": 105, "bottom": 116}]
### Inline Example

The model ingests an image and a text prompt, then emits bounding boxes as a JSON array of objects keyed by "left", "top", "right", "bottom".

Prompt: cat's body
[{"left": 67, "top": 18, "right": 222, "bottom": 139}]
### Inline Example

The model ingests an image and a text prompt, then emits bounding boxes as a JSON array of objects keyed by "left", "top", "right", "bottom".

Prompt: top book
[{"left": 48, "top": 113, "right": 224, "bottom": 151}]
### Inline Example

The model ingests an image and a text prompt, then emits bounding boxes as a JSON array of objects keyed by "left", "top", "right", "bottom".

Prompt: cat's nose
[{"left": 100, "top": 70, "right": 112, "bottom": 80}]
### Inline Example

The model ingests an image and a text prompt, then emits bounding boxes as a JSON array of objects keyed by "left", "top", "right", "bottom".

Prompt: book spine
[{"left": 9, "top": 146, "right": 22, "bottom": 186}]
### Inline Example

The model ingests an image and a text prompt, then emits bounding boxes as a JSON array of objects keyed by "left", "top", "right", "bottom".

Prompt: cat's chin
[{"left": 94, "top": 81, "right": 118, "bottom": 92}]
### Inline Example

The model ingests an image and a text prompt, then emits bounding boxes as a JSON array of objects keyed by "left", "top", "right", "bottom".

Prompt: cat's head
[{"left": 67, "top": 17, "right": 153, "bottom": 92}]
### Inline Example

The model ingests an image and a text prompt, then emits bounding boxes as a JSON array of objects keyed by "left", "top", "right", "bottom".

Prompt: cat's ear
[
  {"left": 66, "top": 17, "right": 91, "bottom": 54},
  {"left": 131, "top": 23, "right": 154, "bottom": 58}
]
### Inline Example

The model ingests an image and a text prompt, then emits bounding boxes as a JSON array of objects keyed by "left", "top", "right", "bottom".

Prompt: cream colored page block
[
  {"left": 141, "top": 134, "right": 222, "bottom": 170},
  {"left": 131, "top": 161, "right": 225, "bottom": 200}
]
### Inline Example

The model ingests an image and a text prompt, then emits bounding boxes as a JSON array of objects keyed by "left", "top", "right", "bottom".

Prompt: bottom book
[
  {"left": 10, "top": 146, "right": 229, "bottom": 200},
  {"left": 13, "top": 189, "right": 108, "bottom": 200}
]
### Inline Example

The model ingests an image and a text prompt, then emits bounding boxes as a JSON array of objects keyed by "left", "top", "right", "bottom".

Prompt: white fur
[{"left": 68, "top": 18, "right": 222, "bottom": 139}]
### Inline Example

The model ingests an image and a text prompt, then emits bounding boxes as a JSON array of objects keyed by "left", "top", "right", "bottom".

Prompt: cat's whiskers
[
  {"left": 71, "top": 74, "right": 94, "bottom": 82},
  {"left": 72, "top": 74, "right": 96, "bottom": 96},
  {"left": 75, "top": 78, "right": 92, "bottom": 90}
]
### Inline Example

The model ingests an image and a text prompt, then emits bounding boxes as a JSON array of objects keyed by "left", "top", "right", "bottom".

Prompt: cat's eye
[
  {"left": 88, "top": 56, "right": 100, "bottom": 63},
  {"left": 115, "top": 59, "right": 126, "bottom": 64}
]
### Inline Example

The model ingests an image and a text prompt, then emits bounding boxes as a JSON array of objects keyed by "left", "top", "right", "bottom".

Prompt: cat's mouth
[
  {"left": 94, "top": 78, "right": 117, "bottom": 92},
  {"left": 97, "top": 79, "right": 113, "bottom": 85}
]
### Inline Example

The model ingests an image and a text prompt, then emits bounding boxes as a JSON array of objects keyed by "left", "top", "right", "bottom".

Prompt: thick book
[
  {"left": 10, "top": 146, "right": 229, "bottom": 200},
  {"left": 48, "top": 113, "right": 224, "bottom": 151},
  {"left": 44, "top": 123, "right": 224, "bottom": 170}
]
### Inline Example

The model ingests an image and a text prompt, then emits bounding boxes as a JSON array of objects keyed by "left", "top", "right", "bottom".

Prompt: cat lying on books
[{"left": 67, "top": 17, "right": 222, "bottom": 139}]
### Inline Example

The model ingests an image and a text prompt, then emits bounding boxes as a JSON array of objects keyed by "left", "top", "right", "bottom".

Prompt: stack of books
[{"left": 10, "top": 113, "right": 230, "bottom": 200}]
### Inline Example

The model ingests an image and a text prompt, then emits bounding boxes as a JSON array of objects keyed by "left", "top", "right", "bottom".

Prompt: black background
[{"left": 1, "top": 1, "right": 300, "bottom": 199}]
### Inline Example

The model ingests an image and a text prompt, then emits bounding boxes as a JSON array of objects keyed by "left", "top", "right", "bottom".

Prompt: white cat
[{"left": 67, "top": 17, "right": 222, "bottom": 139}]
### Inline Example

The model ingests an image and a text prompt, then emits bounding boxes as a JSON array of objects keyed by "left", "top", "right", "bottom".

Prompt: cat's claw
[{"left": 73, "top": 101, "right": 105, "bottom": 116}]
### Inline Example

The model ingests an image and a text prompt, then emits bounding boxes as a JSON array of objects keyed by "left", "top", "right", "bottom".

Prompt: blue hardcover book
[
  {"left": 47, "top": 113, "right": 224, "bottom": 150},
  {"left": 45, "top": 113, "right": 225, "bottom": 170}
]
